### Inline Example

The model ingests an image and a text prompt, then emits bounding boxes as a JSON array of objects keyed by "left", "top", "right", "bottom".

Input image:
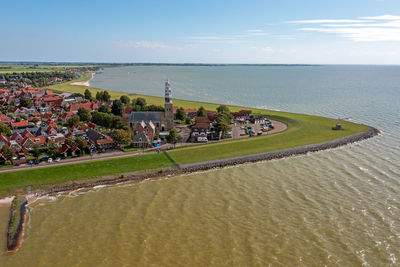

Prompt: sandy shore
[
  {"left": 71, "top": 72, "right": 94, "bottom": 87},
  {"left": 0, "top": 196, "right": 14, "bottom": 207}
]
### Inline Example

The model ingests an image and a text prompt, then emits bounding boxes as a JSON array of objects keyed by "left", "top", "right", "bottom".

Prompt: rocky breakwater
[
  {"left": 6, "top": 199, "right": 28, "bottom": 253},
  {"left": 180, "top": 126, "right": 380, "bottom": 171}
]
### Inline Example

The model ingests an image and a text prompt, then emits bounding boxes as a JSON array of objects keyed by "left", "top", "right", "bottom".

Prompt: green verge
[
  {"left": 0, "top": 64, "right": 100, "bottom": 74},
  {"left": 45, "top": 73, "right": 369, "bottom": 165},
  {"left": 0, "top": 153, "right": 174, "bottom": 196},
  {"left": 168, "top": 114, "right": 368, "bottom": 164},
  {"left": 0, "top": 73, "right": 363, "bottom": 194}
]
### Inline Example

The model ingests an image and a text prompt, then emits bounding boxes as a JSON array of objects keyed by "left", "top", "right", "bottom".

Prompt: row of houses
[{"left": 0, "top": 87, "right": 119, "bottom": 163}]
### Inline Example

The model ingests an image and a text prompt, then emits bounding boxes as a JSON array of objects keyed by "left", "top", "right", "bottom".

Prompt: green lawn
[
  {"left": 0, "top": 73, "right": 369, "bottom": 195},
  {"left": 167, "top": 114, "right": 369, "bottom": 165},
  {"left": 0, "top": 153, "right": 174, "bottom": 196},
  {"left": 43, "top": 74, "right": 370, "bottom": 165},
  {"left": 0, "top": 64, "right": 100, "bottom": 74}
]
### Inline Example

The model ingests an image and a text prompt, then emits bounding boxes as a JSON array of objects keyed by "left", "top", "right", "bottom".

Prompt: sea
[{"left": 1, "top": 65, "right": 400, "bottom": 266}]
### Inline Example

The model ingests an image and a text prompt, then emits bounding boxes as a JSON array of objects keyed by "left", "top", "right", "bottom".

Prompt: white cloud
[
  {"left": 261, "top": 46, "right": 274, "bottom": 52},
  {"left": 247, "top": 29, "right": 263, "bottom": 32},
  {"left": 115, "top": 41, "right": 168, "bottom": 49},
  {"left": 183, "top": 30, "right": 269, "bottom": 43},
  {"left": 360, "top": 15, "right": 400, "bottom": 20},
  {"left": 287, "top": 19, "right": 370, "bottom": 24},
  {"left": 289, "top": 15, "right": 400, "bottom": 42}
]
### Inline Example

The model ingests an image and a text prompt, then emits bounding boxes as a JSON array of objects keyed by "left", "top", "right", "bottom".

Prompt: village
[{"left": 0, "top": 79, "right": 280, "bottom": 167}]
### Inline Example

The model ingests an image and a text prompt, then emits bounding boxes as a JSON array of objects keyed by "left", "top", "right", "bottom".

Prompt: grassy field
[
  {"left": 0, "top": 64, "right": 101, "bottom": 74},
  {"left": 0, "top": 153, "right": 174, "bottom": 197},
  {"left": 168, "top": 114, "right": 368, "bottom": 164},
  {"left": 45, "top": 73, "right": 370, "bottom": 165},
  {"left": 0, "top": 73, "right": 371, "bottom": 196}
]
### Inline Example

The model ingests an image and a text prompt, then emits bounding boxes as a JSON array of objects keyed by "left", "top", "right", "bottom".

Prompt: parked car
[
  {"left": 55, "top": 157, "right": 61, "bottom": 162},
  {"left": 197, "top": 137, "right": 208, "bottom": 142},
  {"left": 48, "top": 158, "right": 53, "bottom": 163}
]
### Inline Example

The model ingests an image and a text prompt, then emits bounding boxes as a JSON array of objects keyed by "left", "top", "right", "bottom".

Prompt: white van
[{"left": 197, "top": 137, "right": 208, "bottom": 142}]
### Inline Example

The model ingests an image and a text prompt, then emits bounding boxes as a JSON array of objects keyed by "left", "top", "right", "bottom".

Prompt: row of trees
[{"left": 84, "top": 89, "right": 165, "bottom": 113}]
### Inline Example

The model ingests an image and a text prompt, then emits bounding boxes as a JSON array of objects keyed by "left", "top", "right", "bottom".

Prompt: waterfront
[{"left": 1, "top": 65, "right": 400, "bottom": 266}]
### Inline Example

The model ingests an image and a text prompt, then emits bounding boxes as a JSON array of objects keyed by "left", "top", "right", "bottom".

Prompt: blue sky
[{"left": 1, "top": 0, "right": 400, "bottom": 64}]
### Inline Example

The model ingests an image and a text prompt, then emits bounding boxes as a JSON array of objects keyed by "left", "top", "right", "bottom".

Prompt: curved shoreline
[{"left": 5, "top": 125, "right": 379, "bottom": 254}]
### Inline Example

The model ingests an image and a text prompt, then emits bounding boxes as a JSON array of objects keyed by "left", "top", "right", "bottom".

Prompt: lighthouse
[{"left": 164, "top": 79, "right": 174, "bottom": 130}]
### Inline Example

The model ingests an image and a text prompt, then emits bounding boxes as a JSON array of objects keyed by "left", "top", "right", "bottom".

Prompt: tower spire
[{"left": 165, "top": 78, "right": 172, "bottom": 104}]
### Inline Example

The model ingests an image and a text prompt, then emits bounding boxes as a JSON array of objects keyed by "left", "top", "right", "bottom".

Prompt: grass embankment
[
  {"left": 46, "top": 73, "right": 369, "bottom": 165},
  {"left": 0, "top": 64, "right": 100, "bottom": 74},
  {"left": 0, "top": 153, "right": 174, "bottom": 197},
  {"left": 0, "top": 73, "right": 362, "bottom": 195}
]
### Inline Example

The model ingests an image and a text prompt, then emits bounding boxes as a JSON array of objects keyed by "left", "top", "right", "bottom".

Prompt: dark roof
[
  {"left": 128, "top": 112, "right": 163, "bottom": 122},
  {"left": 132, "top": 132, "right": 150, "bottom": 143},
  {"left": 35, "top": 126, "right": 48, "bottom": 137},
  {"left": 86, "top": 128, "right": 104, "bottom": 143},
  {"left": 12, "top": 127, "right": 39, "bottom": 135}
]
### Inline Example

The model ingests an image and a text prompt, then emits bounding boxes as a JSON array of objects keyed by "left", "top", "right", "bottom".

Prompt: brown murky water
[
  {"left": 2, "top": 65, "right": 400, "bottom": 266},
  {"left": 1, "top": 136, "right": 399, "bottom": 266}
]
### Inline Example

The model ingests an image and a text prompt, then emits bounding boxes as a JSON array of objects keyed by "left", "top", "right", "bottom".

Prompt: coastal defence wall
[
  {"left": 6, "top": 126, "right": 379, "bottom": 254},
  {"left": 34, "top": 126, "right": 379, "bottom": 197},
  {"left": 7, "top": 199, "right": 28, "bottom": 252},
  {"left": 179, "top": 126, "right": 380, "bottom": 171}
]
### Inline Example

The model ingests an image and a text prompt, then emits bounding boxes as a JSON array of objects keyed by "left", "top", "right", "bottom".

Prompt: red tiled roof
[
  {"left": 0, "top": 114, "right": 12, "bottom": 123},
  {"left": 59, "top": 144, "right": 71, "bottom": 153},
  {"left": 43, "top": 97, "right": 61, "bottom": 102},
  {"left": 30, "top": 136, "right": 46, "bottom": 145},
  {"left": 0, "top": 134, "right": 9, "bottom": 142},
  {"left": 47, "top": 120, "right": 57, "bottom": 128},
  {"left": 11, "top": 120, "right": 29, "bottom": 128},
  {"left": 11, "top": 132, "right": 23, "bottom": 140},
  {"left": 69, "top": 102, "right": 97, "bottom": 112}
]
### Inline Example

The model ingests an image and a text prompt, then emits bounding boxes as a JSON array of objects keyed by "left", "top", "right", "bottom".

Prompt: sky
[{"left": 1, "top": 0, "right": 400, "bottom": 64}]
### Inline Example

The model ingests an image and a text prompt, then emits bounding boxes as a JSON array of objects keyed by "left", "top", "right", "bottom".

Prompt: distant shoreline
[{"left": 70, "top": 72, "right": 95, "bottom": 86}]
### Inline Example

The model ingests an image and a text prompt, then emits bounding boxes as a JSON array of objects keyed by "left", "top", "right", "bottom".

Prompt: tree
[
  {"left": 216, "top": 105, "right": 232, "bottom": 139},
  {"left": 75, "top": 136, "right": 89, "bottom": 152},
  {"left": 197, "top": 106, "right": 207, "bottom": 117},
  {"left": 98, "top": 105, "right": 111, "bottom": 113},
  {"left": 0, "top": 145, "right": 15, "bottom": 161},
  {"left": 111, "top": 100, "right": 124, "bottom": 116},
  {"left": 102, "top": 91, "right": 111, "bottom": 102},
  {"left": 0, "top": 123, "right": 11, "bottom": 136},
  {"left": 166, "top": 128, "right": 182, "bottom": 148},
  {"left": 20, "top": 97, "right": 32, "bottom": 107},
  {"left": 112, "top": 129, "right": 132, "bottom": 145},
  {"left": 91, "top": 111, "right": 126, "bottom": 129},
  {"left": 46, "top": 141, "right": 59, "bottom": 158},
  {"left": 176, "top": 107, "right": 186, "bottom": 121},
  {"left": 96, "top": 91, "right": 103, "bottom": 101},
  {"left": 77, "top": 108, "right": 91, "bottom": 122},
  {"left": 133, "top": 97, "right": 146, "bottom": 109},
  {"left": 64, "top": 137, "right": 76, "bottom": 148},
  {"left": 31, "top": 144, "right": 41, "bottom": 159},
  {"left": 96, "top": 91, "right": 110, "bottom": 102},
  {"left": 84, "top": 89, "right": 92, "bottom": 100},
  {"left": 67, "top": 115, "right": 80, "bottom": 127},
  {"left": 111, "top": 115, "right": 126, "bottom": 129},
  {"left": 217, "top": 105, "right": 230, "bottom": 115},
  {"left": 120, "top": 95, "right": 130, "bottom": 105}
]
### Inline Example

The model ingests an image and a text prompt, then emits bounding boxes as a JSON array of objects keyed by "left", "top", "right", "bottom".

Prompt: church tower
[{"left": 164, "top": 79, "right": 174, "bottom": 130}]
